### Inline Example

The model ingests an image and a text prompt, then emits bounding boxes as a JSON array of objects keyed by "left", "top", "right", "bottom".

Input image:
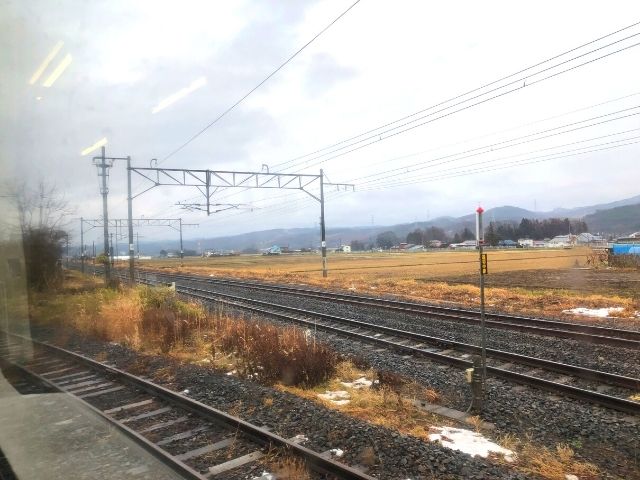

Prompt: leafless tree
[
  {"left": 12, "top": 181, "right": 75, "bottom": 290},
  {"left": 15, "top": 181, "right": 74, "bottom": 235}
]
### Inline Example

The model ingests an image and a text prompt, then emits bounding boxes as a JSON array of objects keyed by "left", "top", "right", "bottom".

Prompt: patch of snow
[
  {"left": 341, "top": 377, "right": 373, "bottom": 389},
  {"left": 209, "top": 274, "right": 214, "bottom": 277},
  {"left": 348, "top": 286, "right": 357, "bottom": 291},
  {"left": 562, "top": 307, "right": 625, "bottom": 318},
  {"left": 329, "top": 448, "right": 344, "bottom": 457},
  {"left": 429, "top": 426, "right": 515, "bottom": 462},
  {"left": 252, "top": 471, "right": 275, "bottom": 480},
  {"left": 370, "top": 286, "right": 377, "bottom": 290},
  {"left": 318, "top": 390, "right": 351, "bottom": 405},
  {"left": 226, "top": 369, "right": 237, "bottom": 376},
  {"left": 181, "top": 389, "right": 189, "bottom": 395},
  {"left": 292, "top": 434, "right": 308, "bottom": 444},
  {"left": 565, "top": 475, "right": 579, "bottom": 480}
]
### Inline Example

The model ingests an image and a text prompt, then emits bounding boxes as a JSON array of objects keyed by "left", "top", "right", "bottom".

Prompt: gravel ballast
[{"left": 30, "top": 326, "right": 529, "bottom": 480}]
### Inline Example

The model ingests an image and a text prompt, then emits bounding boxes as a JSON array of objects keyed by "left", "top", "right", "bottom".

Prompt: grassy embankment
[
  {"left": 28, "top": 271, "right": 601, "bottom": 479},
  {"left": 138, "top": 248, "right": 639, "bottom": 323}
]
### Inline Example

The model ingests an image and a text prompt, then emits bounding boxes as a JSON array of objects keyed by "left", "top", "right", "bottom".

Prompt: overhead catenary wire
[
  {"left": 199, "top": 131, "right": 640, "bottom": 224},
  {"left": 359, "top": 137, "right": 640, "bottom": 191},
  {"left": 345, "top": 106, "right": 640, "bottom": 186},
  {"left": 355, "top": 90, "right": 640, "bottom": 175},
  {"left": 160, "top": 120, "right": 640, "bottom": 228},
  {"left": 357, "top": 124, "right": 640, "bottom": 189},
  {"left": 160, "top": 0, "right": 362, "bottom": 164},
  {"left": 271, "top": 27, "right": 640, "bottom": 173},
  {"left": 163, "top": 95, "right": 640, "bottom": 217},
  {"left": 118, "top": 21, "right": 640, "bottom": 230}
]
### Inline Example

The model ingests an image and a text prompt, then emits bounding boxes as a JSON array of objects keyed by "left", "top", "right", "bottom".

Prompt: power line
[
  {"left": 156, "top": 91, "right": 640, "bottom": 213},
  {"left": 359, "top": 120, "right": 640, "bottom": 187},
  {"left": 359, "top": 136, "right": 640, "bottom": 191},
  {"left": 353, "top": 90, "right": 640, "bottom": 175},
  {"left": 161, "top": 0, "right": 362, "bottom": 164},
  {"left": 271, "top": 24, "right": 640, "bottom": 173},
  {"left": 348, "top": 106, "right": 640, "bottom": 186}
]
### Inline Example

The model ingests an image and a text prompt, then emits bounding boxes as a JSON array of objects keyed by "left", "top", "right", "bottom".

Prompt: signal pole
[
  {"left": 476, "top": 206, "right": 488, "bottom": 395},
  {"left": 320, "top": 169, "right": 327, "bottom": 278}
]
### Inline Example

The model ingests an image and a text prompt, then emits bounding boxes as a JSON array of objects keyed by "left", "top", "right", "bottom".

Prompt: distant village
[{"left": 148, "top": 217, "right": 640, "bottom": 262}]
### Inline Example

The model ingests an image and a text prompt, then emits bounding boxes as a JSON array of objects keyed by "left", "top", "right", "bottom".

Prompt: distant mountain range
[
  {"left": 584, "top": 204, "right": 640, "bottom": 235},
  {"left": 139, "top": 194, "right": 640, "bottom": 253}
]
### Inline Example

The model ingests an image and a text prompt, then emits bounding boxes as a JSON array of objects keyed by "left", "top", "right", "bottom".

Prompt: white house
[
  {"left": 518, "top": 238, "right": 534, "bottom": 247},
  {"left": 548, "top": 234, "right": 576, "bottom": 247},
  {"left": 576, "top": 233, "right": 604, "bottom": 245}
]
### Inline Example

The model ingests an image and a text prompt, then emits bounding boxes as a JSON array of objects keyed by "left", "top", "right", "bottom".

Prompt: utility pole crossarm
[
  {"left": 129, "top": 167, "right": 321, "bottom": 190},
  {"left": 324, "top": 182, "right": 355, "bottom": 191}
]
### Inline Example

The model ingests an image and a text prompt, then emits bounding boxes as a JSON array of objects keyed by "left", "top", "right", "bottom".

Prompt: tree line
[{"left": 485, "top": 218, "right": 588, "bottom": 246}]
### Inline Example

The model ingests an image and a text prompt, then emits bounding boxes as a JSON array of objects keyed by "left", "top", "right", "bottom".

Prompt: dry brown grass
[
  {"left": 31, "top": 274, "right": 338, "bottom": 388},
  {"left": 516, "top": 443, "right": 600, "bottom": 479},
  {"left": 278, "top": 360, "right": 445, "bottom": 441},
  {"left": 268, "top": 453, "right": 311, "bottom": 480},
  {"left": 494, "top": 434, "right": 600, "bottom": 480}
]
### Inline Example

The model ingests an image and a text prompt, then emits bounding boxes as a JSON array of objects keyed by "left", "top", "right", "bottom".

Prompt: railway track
[
  {"left": 148, "top": 271, "right": 640, "bottom": 350},
  {"left": 126, "top": 274, "right": 640, "bottom": 416},
  {"left": 0, "top": 333, "right": 373, "bottom": 480}
]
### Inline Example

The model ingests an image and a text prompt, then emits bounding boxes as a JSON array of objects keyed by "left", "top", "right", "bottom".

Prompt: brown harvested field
[
  {"left": 137, "top": 247, "right": 640, "bottom": 327},
  {"left": 141, "top": 248, "right": 590, "bottom": 280},
  {"left": 444, "top": 268, "right": 640, "bottom": 299}
]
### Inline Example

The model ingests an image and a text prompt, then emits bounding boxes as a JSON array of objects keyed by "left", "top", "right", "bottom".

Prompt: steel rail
[
  {"left": 159, "top": 272, "right": 640, "bottom": 349},
  {"left": 0, "top": 333, "right": 374, "bottom": 480},
  {"left": 159, "top": 283, "right": 640, "bottom": 415},
  {"left": 0, "top": 345, "right": 207, "bottom": 480},
  {"left": 175, "top": 283, "right": 639, "bottom": 389}
]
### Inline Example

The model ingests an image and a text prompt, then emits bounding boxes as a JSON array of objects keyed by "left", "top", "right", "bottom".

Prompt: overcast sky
[{"left": 2, "top": 0, "right": 640, "bottom": 244}]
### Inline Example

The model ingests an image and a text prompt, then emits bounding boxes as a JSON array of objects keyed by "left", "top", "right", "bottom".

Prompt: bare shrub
[{"left": 210, "top": 316, "right": 337, "bottom": 387}]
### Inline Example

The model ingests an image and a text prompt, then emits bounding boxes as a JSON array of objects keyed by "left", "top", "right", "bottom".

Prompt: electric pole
[
  {"left": 99, "top": 146, "right": 111, "bottom": 284},
  {"left": 179, "top": 217, "right": 184, "bottom": 262},
  {"left": 126, "top": 156, "right": 135, "bottom": 285},
  {"left": 80, "top": 217, "right": 85, "bottom": 273}
]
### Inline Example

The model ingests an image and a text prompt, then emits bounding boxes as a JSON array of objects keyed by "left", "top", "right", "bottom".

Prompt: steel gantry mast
[
  {"left": 128, "top": 164, "right": 354, "bottom": 277},
  {"left": 80, "top": 218, "right": 198, "bottom": 282}
]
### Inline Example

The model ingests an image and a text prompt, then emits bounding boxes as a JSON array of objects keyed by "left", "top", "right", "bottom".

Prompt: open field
[
  {"left": 134, "top": 248, "right": 640, "bottom": 325},
  {"left": 444, "top": 268, "right": 640, "bottom": 299},
  {"left": 140, "top": 248, "right": 590, "bottom": 281}
]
